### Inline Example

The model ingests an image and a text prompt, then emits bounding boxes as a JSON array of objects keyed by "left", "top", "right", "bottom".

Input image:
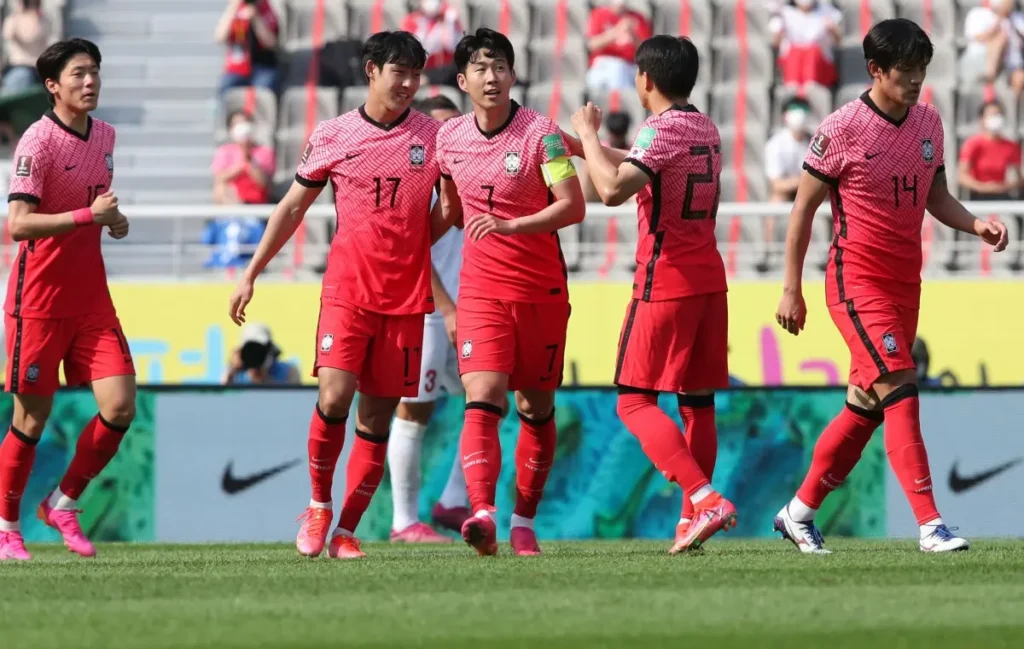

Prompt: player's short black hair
[
  {"left": 635, "top": 35, "right": 699, "bottom": 100},
  {"left": 863, "top": 19, "right": 933, "bottom": 73},
  {"left": 36, "top": 38, "right": 102, "bottom": 106},
  {"left": 415, "top": 95, "right": 460, "bottom": 114},
  {"left": 362, "top": 31, "right": 427, "bottom": 81},
  {"left": 782, "top": 97, "right": 811, "bottom": 113},
  {"left": 455, "top": 28, "right": 516, "bottom": 73},
  {"left": 605, "top": 111, "right": 632, "bottom": 137},
  {"left": 978, "top": 100, "right": 1005, "bottom": 118}
]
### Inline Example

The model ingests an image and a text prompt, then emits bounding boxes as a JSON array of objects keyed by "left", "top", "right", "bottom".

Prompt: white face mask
[
  {"left": 421, "top": 0, "right": 442, "bottom": 16},
  {"left": 984, "top": 114, "right": 1006, "bottom": 133},
  {"left": 784, "top": 109, "right": 808, "bottom": 132},
  {"left": 230, "top": 121, "right": 254, "bottom": 143}
]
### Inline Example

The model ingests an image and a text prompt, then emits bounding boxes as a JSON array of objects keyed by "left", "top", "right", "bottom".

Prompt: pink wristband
[{"left": 72, "top": 208, "right": 94, "bottom": 227}]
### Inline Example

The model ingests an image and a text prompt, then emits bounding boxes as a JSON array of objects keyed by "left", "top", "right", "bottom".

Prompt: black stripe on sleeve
[
  {"left": 626, "top": 158, "right": 655, "bottom": 179},
  {"left": 440, "top": 172, "right": 452, "bottom": 180},
  {"left": 803, "top": 162, "right": 838, "bottom": 186},
  {"left": 8, "top": 193, "right": 40, "bottom": 204},
  {"left": 294, "top": 174, "right": 328, "bottom": 189}
]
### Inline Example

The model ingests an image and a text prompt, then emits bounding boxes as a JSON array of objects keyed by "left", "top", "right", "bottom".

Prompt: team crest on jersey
[
  {"left": 320, "top": 334, "right": 334, "bottom": 353},
  {"left": 25, "top": 364, "right": 39, "bottom": 384},
  {"left": 14, "top": 155, "right": 32, "bottom": 177},
  {"left": 104, "top": 153, "right": 114, "bottom": 172},
  {"left": 810, "top": 133, "right": 831, "bottom": 159},
  {"left": 504, "top": 152, "right": 521, "bottom": 176},
  {"left": 461, "top": 340, "right": 472, "bottom": 359},
  {"left": 921, "top": 139, "right": 934, "bottom": 163},
  {"left": 409, "top": 144, "right": 426, "bottom": 168},
  {"left": 882, "top": 332, "right": 898, "bottom": 355}
]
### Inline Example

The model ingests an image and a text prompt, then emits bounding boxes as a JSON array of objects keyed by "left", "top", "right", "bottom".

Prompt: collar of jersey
[
  {"left": 475, "top": 100, "right": 520, "bottom": 140},
  {"left": 45, "top": 110, "right": 92, "bottom": 142},
  {"left": 358, "top": 105, "right": 411, "bottom": 131},
  {"left": 661, "top": 103, "right": 700, "bottom": 116},
  {"left": 859, "top": 91, "right": 908, "bottom": 128}
]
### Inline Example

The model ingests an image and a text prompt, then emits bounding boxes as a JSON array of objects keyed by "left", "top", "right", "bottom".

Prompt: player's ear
[
  {"left": 43, "top": 77, "right": 60, "bottom": 100},
  {"left": 456, "top": 72, "right": 468, "bottom": 93},
  {"left": 364, "top": 60, "right": 378, "bottom": 83}
]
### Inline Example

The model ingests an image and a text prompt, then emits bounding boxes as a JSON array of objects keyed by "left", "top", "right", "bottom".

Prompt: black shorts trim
[
  {"left": 880, "top": 384, "right": 919, "bottom": 410},
  {"left": 845, "top": 401, "right": 884, "bottom": 422},
  {"left": 295, "top": 174, "right": 328, "bottom": 189},
  {"left": 613, "top": 299, "right": 640, "bottom": 384},
  {"left": 803, "top": 162, "right": 838, "bottom": 186},
  {"left": 626, "top": 158, "right": 655, "bottom": 179},
  {"left": 846, "top": 300, "right": 887, "bottom": 376},
  {"left": 8, "top": 193, "right": 40, "bottom": 205}
]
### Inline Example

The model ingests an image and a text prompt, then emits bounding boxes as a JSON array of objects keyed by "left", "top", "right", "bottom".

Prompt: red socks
[
  {"left": 59, "top": 415, "right": 128, "bottom": 500},
  {"left": 337, "top": 429, "right": 388, "bottom": 533},
  {"left": 514, "top": 409, "right": 557, "bottom": 519},
  {"left": 678, "top": 394, "right": 718, "bottom": 520},
  {"left": 307, "top": 404, "right": 347, "bottom": 504},
  {"left": 796, "top": 403, "right": 882, "bottom": 509},
  {"left": 0, "top": 427, "right": 38, "bottom": 522},
  {"left": 617, "top": 390, "right": 709, "bottom": 494},
  {"left": 882, "top": 385, "right": 940, "bottom": 524},
  {"left": 461, "top": 402, "right": 503, "bottom": 513}
]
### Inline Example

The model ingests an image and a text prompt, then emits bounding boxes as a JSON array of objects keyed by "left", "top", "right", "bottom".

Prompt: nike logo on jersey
[
  {"left": 344, "top": 153, "right": 361, "bottom": 161},
  {"left": 64, "top": 164, "right": 77, "bottom": 171},
  {"left": 864, "top": 152, "right": 881, "bottom": 160},
  {"left": 221, "top": 459, "right": 302, "bottom": 495},
  {"left": 404, "top": 380, "right": 418, "bottom": 387},
  {"left": 948, "top": 458, "right": 1023, "bottom": 493},
  {"left": 452, "top": 159, "right": 465, "bottom": 165}
]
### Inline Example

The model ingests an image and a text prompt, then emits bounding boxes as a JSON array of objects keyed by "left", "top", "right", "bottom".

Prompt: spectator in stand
[
  {"left": 760, "top": 98, "right": 813, "bottom": 272},
  {"left": 1, "top": 0, "right": 55, "bottom": 96},
  {"left": 401, "top": 0, "right": 463, "bottom": 87},
  {"left": 961, "top": 0, "right": 1024, "bottom": 94},
  {"left": 952, "top": 100, "right": 1024, "bottom": 270},
  {"left": 215, "top": 0, "right": 279, "bottom": 95},
  {"left": 585, "top": 0, "right": 652, "bottom": 93},
  {"left": 223, "top": 323, "right": 301, "bottom": 386},
  {"left": 770, "top": 0, "right": 842, "bottom": 89},
  {"left": 212, "top": 110, "right": 275, "bottom": 206}
]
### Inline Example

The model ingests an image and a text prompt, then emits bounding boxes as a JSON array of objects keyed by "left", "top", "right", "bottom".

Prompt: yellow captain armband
[{"left": 541, "top": 156, "right": 577, "bottom": 187}]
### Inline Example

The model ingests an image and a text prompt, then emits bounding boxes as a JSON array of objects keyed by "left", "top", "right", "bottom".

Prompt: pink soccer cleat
[
  {"left": 461, "top": 515, "right": 498, "bottom": 556},
  {"left": 390, "top": 521, "right": 453, "bottom": 544},
  {"left": 510, "top": 526, "right": 542, "bottom": 556},
  {"left": 431, "top": 503, "right": 471, "bottom": 532},
  {"left": 670, "top": 494, "right": 737, "bottom": 554},
  {"left": 38, "top": 497, "right": 96, "bottom": 558},
  {"left": 327, "top": 533, "right": 366, "bottom": 559},
  {"left": 0, "top": 530, "right": 31, "bottom": 561},
  {"left": 296, "top": 507, "right": 332, "bottom": 557},
  {"left": 674, "top": 520, "right": 690, "bottom": 547}
]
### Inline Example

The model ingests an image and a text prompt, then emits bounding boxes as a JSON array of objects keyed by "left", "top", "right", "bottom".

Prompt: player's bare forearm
[
  {"left": 579, "top": 132, "right": 647, "bottom": 206},
  {"left": 429, "top": 195, "right": 454, "bottom": 244},
  {"left": 242, "top": 181, "right": 320, "bottom": 282},
  {"left": 6, "top": 201, "right": 76, "bottom": 241},
  {"left": 430, "top": 265, "right": 455, "bottom": 316},
  {"left": 783, "top": 171, "right": 830, "bottom": 293},
  {"left": 560, "top": 130, "right": 628, "bottom": 164},
  {"left": 509, "top": 179, "right": 586, "bottom": 234},
  {"left": 440, "top": 177, "right": 463, "bottom": 229},
  {"left": 927, "top": 169, "right": 979, "bottom": 235}
]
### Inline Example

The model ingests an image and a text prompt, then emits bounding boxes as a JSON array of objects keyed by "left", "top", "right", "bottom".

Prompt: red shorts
[
  {"left": 5, "top": 311, "right": 135, "bottom": 396},
  {"left": 456, "top": 296, "right": 570, "bottom": 392},
  {"left": 313, "top": 300, "right": 425, "bottom": 398},
  {"left": 828, "top": 296, "right": 919, "bottom": 391},
  {"left": 614, "top": 292, "right": 729, "bottom": 393}
]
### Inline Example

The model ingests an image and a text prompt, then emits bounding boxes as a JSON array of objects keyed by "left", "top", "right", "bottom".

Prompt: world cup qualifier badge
[
  {"left": 921, "top": 139, "right": 934, "bottom": 163},
  {"left": 409, "top": 144, "right": 426, "bottom": 168},
  {"left": 105, "top": 153, "right": 114, "bottom": 172}
]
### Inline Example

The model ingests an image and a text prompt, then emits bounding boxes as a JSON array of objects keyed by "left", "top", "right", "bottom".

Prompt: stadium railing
[{"left": 1, "top": 201, "right": 1020, "bottom": 279}]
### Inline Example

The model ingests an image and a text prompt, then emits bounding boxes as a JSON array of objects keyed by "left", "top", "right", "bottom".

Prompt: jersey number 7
[{"left": 682, "top": 145, "right": 721, "bottom": 221}]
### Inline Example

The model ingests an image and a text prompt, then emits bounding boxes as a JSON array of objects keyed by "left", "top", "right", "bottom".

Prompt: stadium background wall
[{"left": 8, "top": 387, "right": 1022, "bottom": 544}]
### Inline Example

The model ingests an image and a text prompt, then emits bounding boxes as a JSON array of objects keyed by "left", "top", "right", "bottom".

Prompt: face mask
[
  {"left": 421, "top": 0, "right": 442, "bottom": 16},
  {"left": 784, "top": 109, "right": 808, "bottom": 131},
  {"left": 984, "top": 114, "right": 1005, "bottom": 133},
  {"left": 230, "top": 121, "right": 253, "bottom": 143}
]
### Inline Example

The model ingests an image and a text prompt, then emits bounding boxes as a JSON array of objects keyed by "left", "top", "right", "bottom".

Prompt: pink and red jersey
[
  {"left": 623, "top": 104, "right": 727, "bottom": 302},
  {"left": 296, "top": 107, "right": 441, "bottom": 315},
  {"left": 6, "top": 112, "right": 117, "bottom": 319},
  {"left": 804, "top": 92, "right": 945, "bottom": 309},
  {"left": 436, "top": 102, "right": 571, "bottom": 303}
]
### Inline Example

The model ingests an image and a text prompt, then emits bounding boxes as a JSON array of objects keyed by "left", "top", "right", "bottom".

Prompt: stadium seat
[
  {"left": 415, "top": 85, "right": 465, "bottom": 111},
  {"left": 651, "top": 0, "right": 712, "bottom": 45},
  {"left": 284, "top": 0, "right": 347, "bottom": 52},
  {"left": 922, "top": 84, "right": 956, "bottom": 133},
  {"left": 509, "top": 84, "right": 526, "bottom": 107},
  {"left": 690, "top": 84, "right": 710, "bottom": 114},
  {"left": 528, "top": 39, "right": 589, "bottom": 83},
  {"left": 837, "top": 43, "right": 871, "bottom": 86},
  {"left": 347, "top": 0, "right": 406, "bottom": 38},
  {"left": 954, "top": 0, "right": 984, "bottom": 48},
  {"left": 772, "top": 84, "right": 833, "bottom": 131},
  {"left": 834, "top": 0, "right": 897, "bottom": 40},
  {"left": 280, "top": 87, "right": 340, "bottom": 131},
  {"left": 835, "top": 82, "right": 870, "bottom": 109},
  {"left": 957, "top": 82, "right": 1016, "bottom": 138},
  {"left": 342, "top": 85, "right": 371, "bottom": 113},
  {"left": 718, "top": 125, "right": 769, "bottom": 171},
  {"left": 275, "top": 129, "right": 306, "bottom": 185},
  {"left": 709, "top": 83, "right": 772, "bottom": 132},
  {"left": 586, "top": 88, "right": 648, "bottom": 141},
  {"left": 710, "top": 42, "right": 775, "bottom": 86},
  {"left": 592, "top": 0, "right": 651, "bottom": 18},
  {"left": 217, "top": 88, "right": 277, "bottom": 145},
  {"left": 530, "top": 0, "right": 589, "bottom": 42},
  {"left": 925, "top": 45, "right": 956, "bottom": 87},
  {"left": 710, "top": 0, "right": 774, "bottom": 49},
  {"left": 896, "top": 0, "right": 957, "bottom": 43},
  {"left": 467, "top": 0, "right": 530, "bottom": 41},
  {"left": 525, "top": 81, "right": 585, "bottom": 133},
  {"left": 719, "top": 165, "right": 770, "bottom": 203}
]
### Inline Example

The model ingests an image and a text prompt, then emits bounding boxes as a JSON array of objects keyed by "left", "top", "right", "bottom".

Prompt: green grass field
[{"left": 3, "top": 540, "right": 1024, "bottom": 649}]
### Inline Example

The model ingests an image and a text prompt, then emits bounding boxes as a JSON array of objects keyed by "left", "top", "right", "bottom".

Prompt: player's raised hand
[
  {"left": 571, "top": 103, "right": 602, "bottom": 137},
  {"left": 466, "top": 214, "right": 513, "bottom": 241},
  {"left": 975, "top": 217, "right": 1009, "bottom": 252},
  {"left": 776, "top": 289, "right": 807, "bottom": 336},
  {"left": 90, "top": 191, "right": 120, "bottom": 225},
  {"left": 107, "top": 211, "right": 129, "bottom": 239},
  {"left": 229, "top": 279, "right": 254, "bottom": 326}
]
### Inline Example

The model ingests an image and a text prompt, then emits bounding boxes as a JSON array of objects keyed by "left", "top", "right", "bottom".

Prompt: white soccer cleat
[
  {"left": 920, "top": 525, "right": 970, "bottom": 553},
  {"left": 773, "top": 505, "right": 831, "bottom": 555}
]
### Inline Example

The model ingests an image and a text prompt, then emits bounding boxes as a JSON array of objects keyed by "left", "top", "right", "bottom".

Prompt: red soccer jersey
[
  {"left": 6, "top": 112, "right": 117, "bottom": 319},
  {"left": 959, "top": 134, "right": 1021, "bottom": 184},
  {"left": 623, "top": 104, "right": 727, "bottom": 302},
  {"left": 804, "top": 92, "right": 945, "bottom": 309},
  {"left": 436, "top": 102, "right": 572, "bottom": 303},
  {"left": 296, "top": 107, "right": 441, "bottom": 315}
]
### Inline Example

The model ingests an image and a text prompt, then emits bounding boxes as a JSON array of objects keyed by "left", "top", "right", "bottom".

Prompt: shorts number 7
[{"left": 545, "top": 344, "right": 559, "bottom": 373}]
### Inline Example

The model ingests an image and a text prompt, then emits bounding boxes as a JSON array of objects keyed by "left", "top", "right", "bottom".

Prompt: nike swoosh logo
[
  {"left": 463, "top": 451, "right": 485, "bottom": 461},
  {"left": 65, "top": 165, "right": 77, "bottom": 171},
  {"left": 865, "top": 152, "right": 881, "bottom": 160},
  {"left": 344, "top": 153, "right": 361, "bottom": 160},
  {"left": 404, "top": 380, "right": 418, "bottom": 387},
  {"left": 453, "top": 159, "right": 465, "bottom": 165},
  {"left": 221, "top": 458, "right": 302, "bottom": 495},
  {"left": 948, "top": 458, "right": 1023, "bottom": 493},
  {"left": 914, "top": 477, "right": 931, "bottom": 485}
]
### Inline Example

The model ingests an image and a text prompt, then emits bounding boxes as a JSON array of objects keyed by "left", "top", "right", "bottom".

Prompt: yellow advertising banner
[{"left": 108, "top": 281, "right": 1024, "bottom": 387}]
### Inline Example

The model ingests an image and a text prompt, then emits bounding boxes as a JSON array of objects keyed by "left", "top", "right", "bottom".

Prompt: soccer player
[
  {"left": 436, "top": 28, "right": 585, "bottom": 556},
  {"left": 387, "top": 96, "right": 470, "bottom": 543},
  {"left": 0, "top": 39, "right": 135, "bottom": 561},
  {"left": 570, "top": 35, "right": 736, "bottom": 554},
  {"left": 229, "top": 32, "right": 449, "bottom": 560},
  {"left": 774, "top": 19, "right": 1008, "bottom": 554}
]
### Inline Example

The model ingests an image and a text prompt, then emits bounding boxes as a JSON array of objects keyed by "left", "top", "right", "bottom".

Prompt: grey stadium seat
[
  {"left": 347, "top": 0, "right": 406, "bottom": 38},
  {"left": 923, "top": 85, "right": 955, "bottom": 134},
  {"left": 530, "top": 0, "right": 590, "bottom": 41},
  {"left": 897, "top": 0, "right": 957, "bottom": 44},
  {"left": 652, "top": 0, "right": 712, "bottom": 45},
  {"left": 525, "top": 81, "right": 585, "bottom": 133},
  {"left": 772, "top": 84, "right": 833, "bottom": 131},
  {"left": 711, "top": 42, "right": 775, "bottom": 85},
  {"left": 837, "top": 44, "right": 871, "bottom": 86},
  {"left": 591, "top": 0, "right": 652, "bottom": 18},
  {"left": 925, "top": 45, "right": 956, "bottom": 86},
  {"left": 587, "top": 88, "right": 648, "bottom": 140},
  {"left": 217, "top": 88, "right": 276, "bottom": 146},
  {"left": 528, "top": 38, "right": 589, "bottom": 83},
  {"left": 835, "top": 82, "right": 870, "bottom": 110},
  {"left": 280, "top": 87, "right": 340, "bottom": 131},
  {"left": 719, "top": 165, "right": 770, "bottom": 203},
  {"left": 510, "top": 84, "right": 526, "bottom": 107},
  {"left": 467, "top": 0, "right": 530, "bottom": 41},
  {"left": 711, "top": 0, "right": 774, "bottom": 48},
  {"left": 718, "top": 126, "right": 769, "bottom": 170},
  {"left": 342, "top": 85, "right": 370, "bottom": 113},
  {"left": 284, "top": 0, "right": 346, "bottom": 52},
  {"left": 710, "top": 84, "right": 772, "bottom": 132},
  {"left": 834, "top": 0, "right": 897, "bottom": 40}
]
